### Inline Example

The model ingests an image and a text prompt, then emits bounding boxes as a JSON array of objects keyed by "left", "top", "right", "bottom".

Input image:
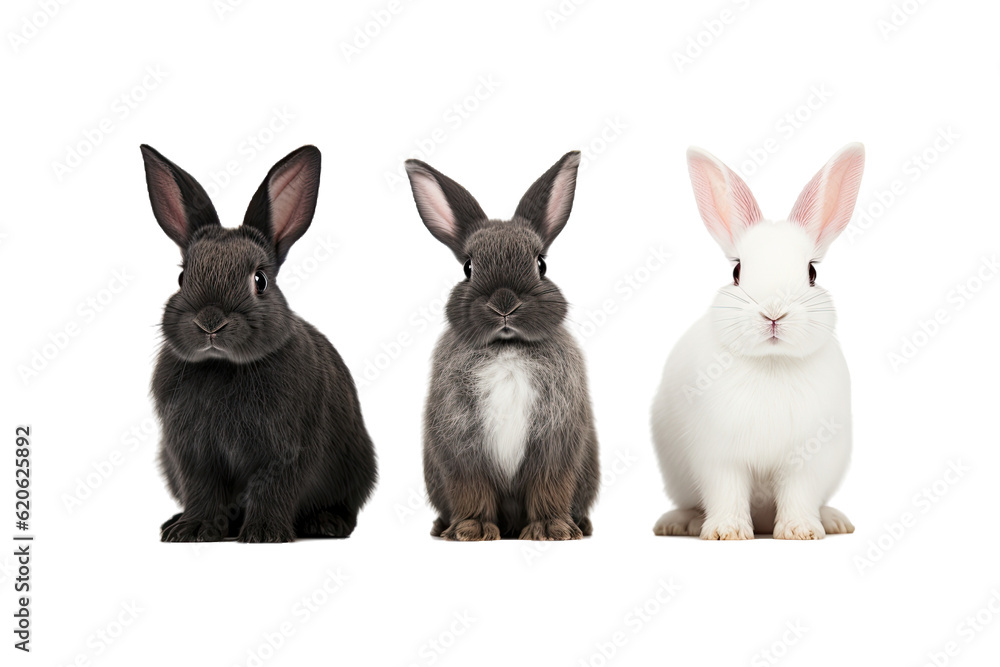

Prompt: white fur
[
  {"left": 652, "top": 145, "right": 863, "bottom": 540},
  {"left": 651, "top": 312, "right": 852, "bottom": 539},
  {"left": 477, "top": 349, "right": 537, "bottom": 480}
]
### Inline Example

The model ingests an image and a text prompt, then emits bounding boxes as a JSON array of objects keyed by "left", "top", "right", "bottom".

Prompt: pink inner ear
[
  {"left": 543, "top": 167, "right": 574, "bottom": 236},
  {"left": 268, "top": 161, "right": 309, "bottom": 243},
  {"left": 688, "top": 149, "right": 761, "bottom": 252},
  {"left": 148, "top": 167, "right": 188, "bottom": 241},
  {"left": 411, "top": 171, "right": 457, "bottom": 240},
  {"left": 788, "top": 174, "right": 822, "bottom": 230},
  {"left": 789, "top": 144, "right": 865, "bottom": 252}
]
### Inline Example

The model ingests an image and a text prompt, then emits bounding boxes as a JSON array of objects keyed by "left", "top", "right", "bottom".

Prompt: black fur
[{"left": 141, "top": 144, "right": 377, "bottom": 542}]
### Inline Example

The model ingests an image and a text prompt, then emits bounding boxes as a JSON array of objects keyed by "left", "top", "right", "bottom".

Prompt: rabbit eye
[
  {"left": 178, "top": 271, "right": 184, "bottom": 287},
  {"left": 733, "top": 261, "right": 741, "bottom": 286},
  {"left": 254, "top": 270, "right": 268, "bottom": 294},
  {"left": 464, "top": 259, "right": 472, "bottom": 279},
  {"left": 537, "top": 256, "right": 547, "bottom": 277},
  {"left": 808, "top": 262, "right": 817, "bottom": 286}
]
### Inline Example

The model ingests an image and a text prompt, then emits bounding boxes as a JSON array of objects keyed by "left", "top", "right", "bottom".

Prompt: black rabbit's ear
[
  {"left": 404, "top": 159, "right": 487, "bottom": 259},
  {"left": 140, "top": 145, "right": 220, "bottom": 248},
  {"left": 514, "top": 151, "right": 581, "bottom": 251},
  {"left": 243, "top": 145, "right": 321, "bottom": 265}
]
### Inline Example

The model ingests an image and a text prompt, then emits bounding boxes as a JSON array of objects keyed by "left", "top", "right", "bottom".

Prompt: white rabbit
[{"left": 651, "top": 144, "right": 864, "bottom": 540}]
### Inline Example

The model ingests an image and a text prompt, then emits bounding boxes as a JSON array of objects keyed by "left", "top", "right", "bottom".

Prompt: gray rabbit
[{"left": 405, "top": 152, "right": 599, "bottom": 541}]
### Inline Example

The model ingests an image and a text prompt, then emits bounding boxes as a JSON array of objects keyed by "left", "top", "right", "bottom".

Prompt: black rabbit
[
  {"left": 142, "top": 144, "right": 377, "bottom": 542},
  {"left": 404, "top": 151, "right": 600, "bottom": 540}
]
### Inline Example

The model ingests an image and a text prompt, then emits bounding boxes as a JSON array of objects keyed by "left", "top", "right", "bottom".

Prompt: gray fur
[{"left": 405, "top": 152, "right": 600, "bottom": 541}]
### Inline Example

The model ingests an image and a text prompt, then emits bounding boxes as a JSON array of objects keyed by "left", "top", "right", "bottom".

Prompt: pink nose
[{"left": 762, "top": 312, "right": 786, "bottom": 336}]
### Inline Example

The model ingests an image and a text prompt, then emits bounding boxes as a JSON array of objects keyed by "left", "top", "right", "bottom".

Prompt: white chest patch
[{"left": 476, "top": 351, "right": 537, "bottom": 480}]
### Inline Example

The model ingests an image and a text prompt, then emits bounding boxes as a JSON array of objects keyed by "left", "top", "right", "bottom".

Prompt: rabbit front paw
[
  {"left": 297, "top": 510, "right": 356, "bottom": 538},
  {"left": 441, "top": 518, "right": 501, "bottom": 541},
  {"left": 519, "top": 518, "right": 583, "bottom": 541},
  {"left": 773, "top": 516, "right": 825, "bottom": 540},
  {"left": 654, "top": 509, "right": 704, "bottom": 536},
  {"left": 700, "top": 516, "right": 753, "bottom": 540},
  {"left": 160, "top": 515, "right": 226, "bottom": 542},
  {"left": 819, "top": 506, "right": 854, "bottom": 534},
  {"left": 237, "top": 519, "right": 294, "bottom": 543}
]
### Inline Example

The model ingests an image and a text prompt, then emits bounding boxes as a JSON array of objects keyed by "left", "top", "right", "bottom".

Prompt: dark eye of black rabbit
[
  {"left": 178, "top": 270, "right": 184, "bottom": 287},
  {"left": 463, "top": 259, "right": 472, "bottom": 279},
  {"left": 537, "top": 255, "right": 547, "bottom": 277},
  {"left": 808, "top": 262, "right": 817, "bottom": 286},
  {"left": 254, "top": 270, "right": 268, "bottom": 294},
  {"left": 733, "top": 261, "right": 741, "bottom": 286}
]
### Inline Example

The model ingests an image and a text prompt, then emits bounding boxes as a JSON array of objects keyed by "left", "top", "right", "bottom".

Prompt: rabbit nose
[
  {"left": 488, "top": 289, "right": 522, "bottom": 317},
  {"left": 194, "top": 307, "right": 230, "bottom": 334}
]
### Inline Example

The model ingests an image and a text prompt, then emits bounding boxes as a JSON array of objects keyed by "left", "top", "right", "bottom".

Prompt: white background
[{"left": 4, "top": 1, "right": 999, "bottom": 665}]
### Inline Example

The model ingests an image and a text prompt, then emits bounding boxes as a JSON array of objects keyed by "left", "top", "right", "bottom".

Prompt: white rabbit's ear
[
  {"left": 514, "top": 151, "right": 581, "bottom": 251},
  {"left": 140, "top": 144, "right": 220, "bottom": 248},
  {"left": 788, "top": 143, "right": 865, "bottom": 257},
  {"left": 405, "top": 159, "right": 488, "bottom": 259},
  {"left": 687, "top": 147, "right": 762, "bottom": 257}
]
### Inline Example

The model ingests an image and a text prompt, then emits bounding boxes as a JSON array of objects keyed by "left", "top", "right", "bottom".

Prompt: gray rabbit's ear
[
  {"left": 140, "top": 145, "right": 220, "bottom": 248},
  {"left": 243, "top": 145, "right": 322, "bottom": 265},
  {"left": 513, "top": 151, "right": 581, "bottom": 251},
  {"left": 404, "top": 159, "right": 487, "bottom": 259}
]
